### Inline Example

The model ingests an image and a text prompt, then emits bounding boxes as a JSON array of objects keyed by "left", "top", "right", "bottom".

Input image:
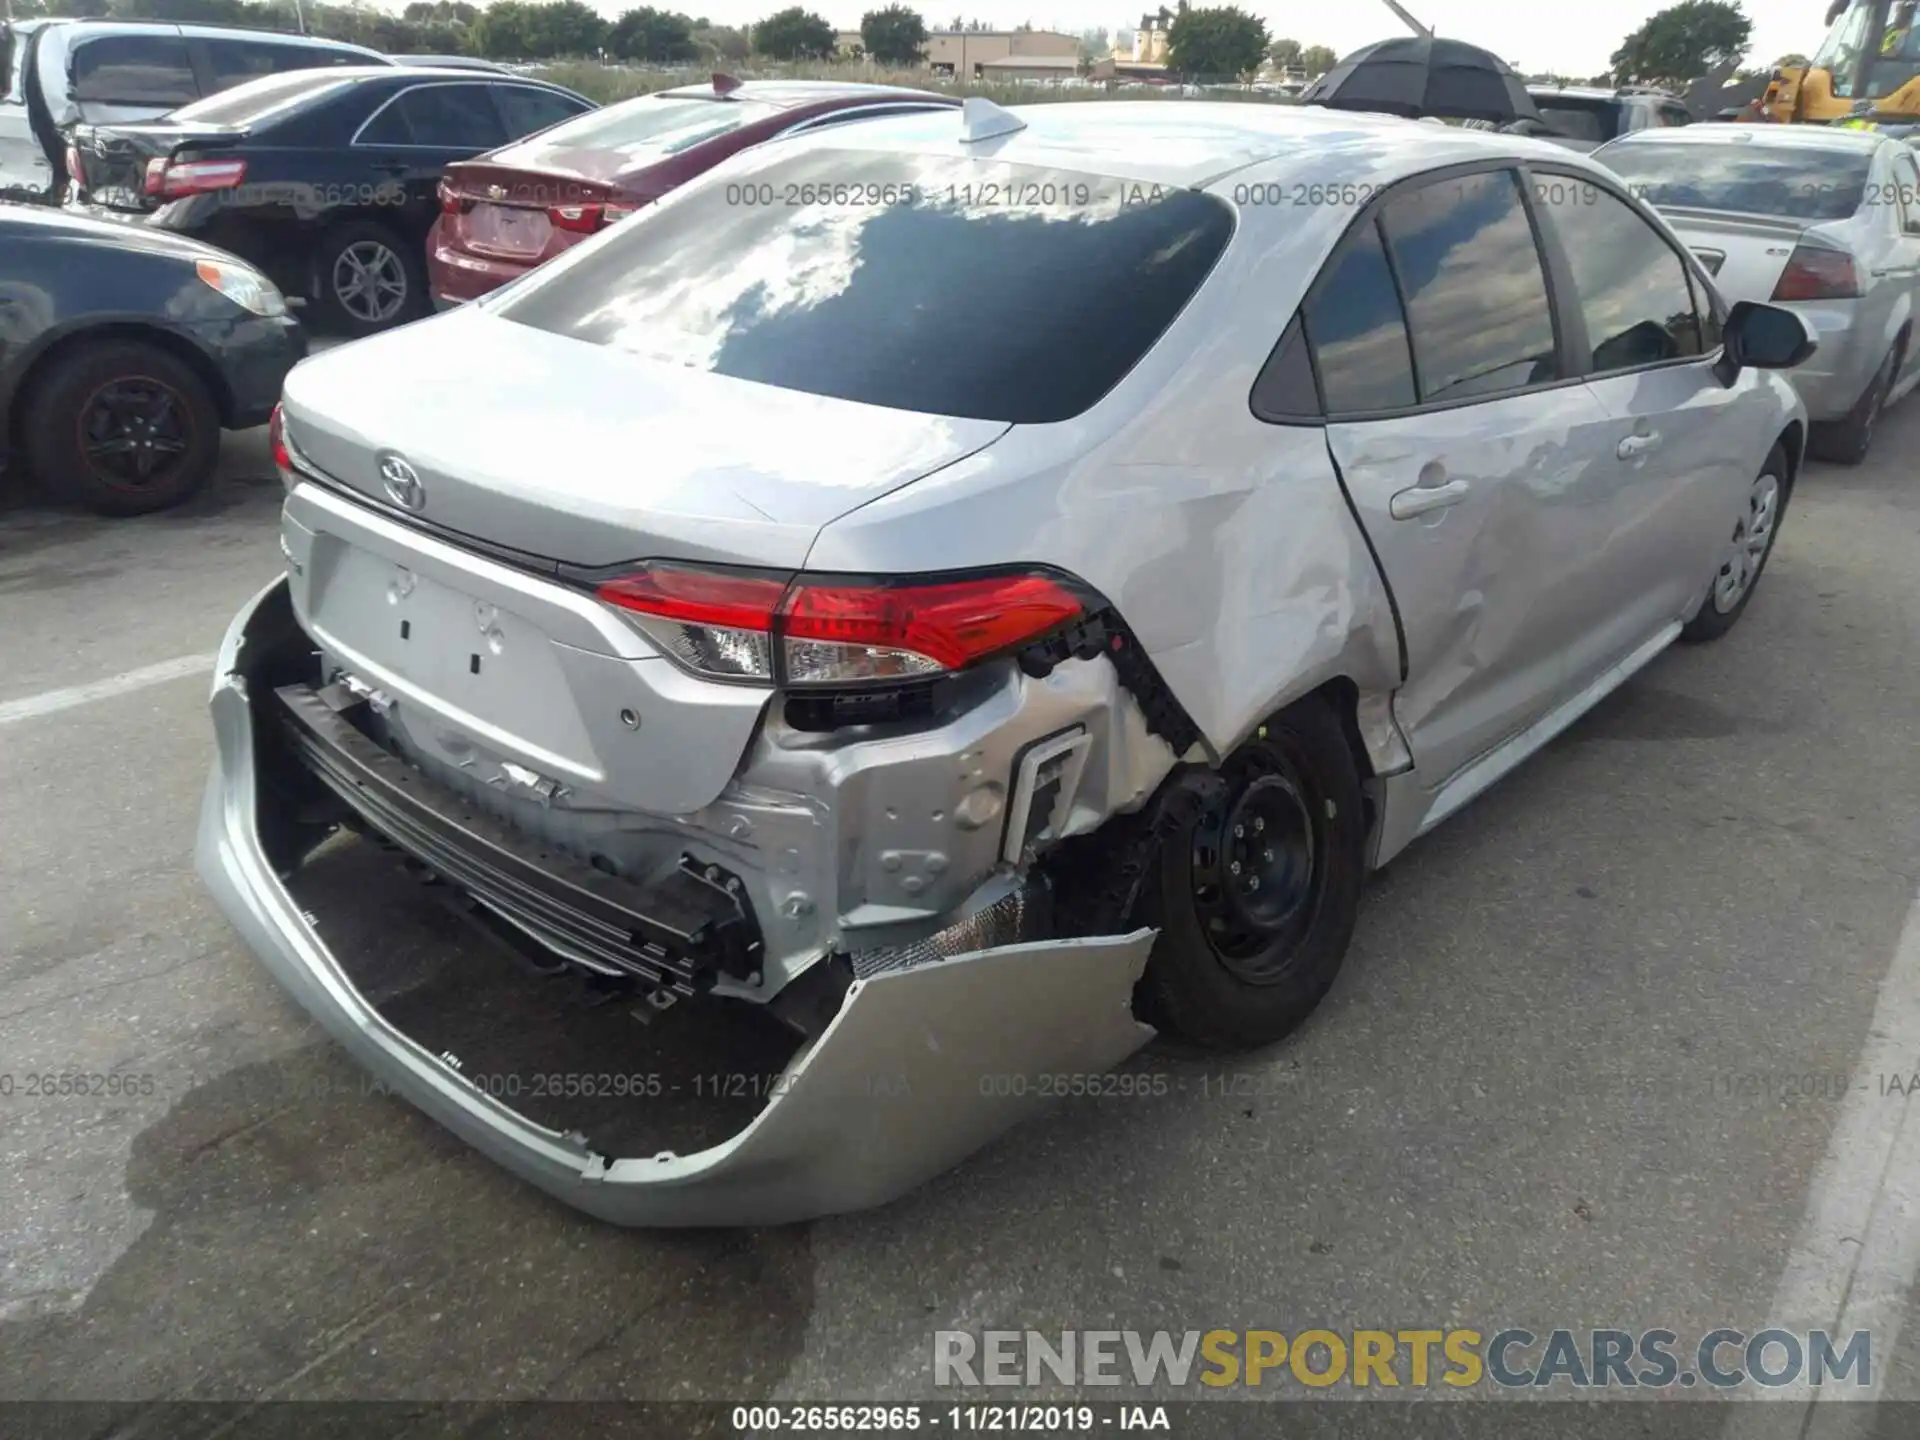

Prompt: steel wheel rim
[
  {"left": 1189, "top": 752, "right": 1320, "bottom": 984},
  {"left": 332, "top": 240, "right": 408, "bottom": 323},
  {"left": 77, "top": 376, "right": 192, "bottom": 490},
  {"left": 1713, "top": 469, "right": 1781, "bottom": 614}
]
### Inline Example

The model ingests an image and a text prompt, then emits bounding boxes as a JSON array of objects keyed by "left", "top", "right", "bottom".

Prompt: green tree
[
  {"left": 609, "top": 6, "right": 697, "bottom": 60},
  {"left": 1267, "top": 36, "right": 1301, "bottom": 70},
  {"left": 1300, "top": 42, "right": 1337, "bottom": 76},
  {"left": 1609, "top": 0, "right": 1752, "bottom": 86},
  {"left": 695, "top": 22, "right": 752, "bottom": 59},
  {"left": 1078, "top": 25, "right": 1109, "bottom": 60},
  {"left": 472, "top": 0, "right": 535, "bottom": 56},
  {"left": 1166, "top": 3, "right": 1267, "bottom": 79},
  {"left": 860, "top": 4, "right": 928, "bottom": 63},
  {"left": 525, "top": 0, "right": 607, "bottom": 56},
  {"left": 753, "top": 5, "right": 836, "bottom": 58}
]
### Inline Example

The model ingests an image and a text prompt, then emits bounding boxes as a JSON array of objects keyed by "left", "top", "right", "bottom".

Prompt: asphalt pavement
[{"left": 4, "top": 361, "right": 1920, "bottom": 1422}]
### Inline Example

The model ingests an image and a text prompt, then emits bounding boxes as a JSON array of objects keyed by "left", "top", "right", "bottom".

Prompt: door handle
[
  {"left": 1388, "top": 478, "right": 1470, "bottom": 519},
  {"left": 1617, "top": 432, "right": 1662, "bottom": 460}
]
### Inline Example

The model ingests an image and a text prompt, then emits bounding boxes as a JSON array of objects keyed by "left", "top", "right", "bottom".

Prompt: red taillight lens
[
  {"left": 596, "top": 568, "right": 787, "bottom": 679},
  {"left": 438, "top": 178, "right": 461, "bottom": 214},
  {"left": 1771, "top": 245, "right": 1861, "bottom": 301},
  {"left": 594, "top": 565, "right": 1086, "bottom": 686},
  {"left": 547, "top": 204, "right": 605, "bottom": 233},
  {"left": 145, "top": 157, "right": 246, "bottom": 200},
  {"left": 268, "top": 404, "right": 294, "bottom": 488},
  {"left": 782, "top": 575, "right": 1085, "bottom": 682},
  {"left": 64, "top": 145, "right": 82, "bottom": 184}
]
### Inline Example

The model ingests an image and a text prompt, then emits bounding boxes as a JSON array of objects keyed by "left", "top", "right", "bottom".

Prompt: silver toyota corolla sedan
[
  {"left": 1595, "top": 123, "right": 1920, "bottom": 463},
  {"left": 197, "top": 99, "right": 1813, "bottom": 1226}
]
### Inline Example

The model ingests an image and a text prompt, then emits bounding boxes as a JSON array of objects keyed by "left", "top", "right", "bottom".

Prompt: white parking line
[
  {"left": 1723, "top": 890, "right": 1920, "bottom": 1438},
  {"left": 0, "top": 654, "right": 213, "bottom": 727}
]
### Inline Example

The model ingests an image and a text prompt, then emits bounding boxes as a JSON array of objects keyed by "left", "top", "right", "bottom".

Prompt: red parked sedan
[{"left": 427, "top": 75, "right": 959, "bottom": 306}]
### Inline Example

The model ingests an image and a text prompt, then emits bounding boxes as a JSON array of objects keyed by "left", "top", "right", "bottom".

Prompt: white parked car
[{"left": 1597, "top": 123, "right": 1920, "bottom": 462}]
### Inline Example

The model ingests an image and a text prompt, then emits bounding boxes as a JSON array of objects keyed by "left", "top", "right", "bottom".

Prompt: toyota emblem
[{"left": 378, "top": 453, "right": 425, "bottom": 511}]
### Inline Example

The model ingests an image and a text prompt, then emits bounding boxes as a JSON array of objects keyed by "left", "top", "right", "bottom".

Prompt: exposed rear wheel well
[{"left": 1778, "top": 419, "right": 1805, "bottom": 491}]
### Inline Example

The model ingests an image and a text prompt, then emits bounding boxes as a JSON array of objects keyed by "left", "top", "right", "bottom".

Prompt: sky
[{"left": 472, "top": 0, "right": 1816, "bottom": 80}]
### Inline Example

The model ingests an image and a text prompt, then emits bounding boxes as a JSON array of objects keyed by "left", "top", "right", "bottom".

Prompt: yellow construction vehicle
[{"left": 1763, "top": 0, "right": 1920, "bottom": 125}]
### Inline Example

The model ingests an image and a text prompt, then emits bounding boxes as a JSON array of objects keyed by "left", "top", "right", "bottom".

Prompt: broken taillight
[
  {"left": 593, "top": 565, "right": 1086, "bottom": 687},
  {"left": 547, "top": 204, "right": 607, "bottom": 233},
  {"left": 1771, "top": 245, "right": 1861, "bottom": 301}
]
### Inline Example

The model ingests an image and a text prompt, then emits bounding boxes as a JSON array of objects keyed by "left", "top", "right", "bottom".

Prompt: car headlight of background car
[{"left": 195, "top": 258, "right": 288, "bottom": 318}]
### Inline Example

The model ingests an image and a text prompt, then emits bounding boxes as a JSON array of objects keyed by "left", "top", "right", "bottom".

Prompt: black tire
[
  {"left": 1135, "top": 695, "right": 1366, "bottom": 1051},
  {"left": 1681, "top": 441, "right": 1791, "bottom": 644},
  {"left": 1813, "top": 343, "right": 1897, "bottom": 466},
  {"left": 312, "top": 220, "right": 427, "bottom": 337},
  {"left": 21, "top": 340, "right": 220, "bottom": 516}
]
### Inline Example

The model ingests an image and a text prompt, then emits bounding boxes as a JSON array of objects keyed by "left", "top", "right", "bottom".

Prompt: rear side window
[
  {"left": 1597, "top": 140, "right": 1873, "bottom": 221},
  {"left": 72, "top": 35, "right": 197, "bottom": 106},
  {"left": 1300, "top": 218, "right": 1417, "bottom": 413},
  {"left": 1534, "top": 181, "right": 1703, "bottom": 372},
  {"left": 204, "top": 40, "right": 352, "bottom": 92},
  {"left": 497, "top": 149, "right": 1234, "bottom": 425},
  {"left": 1379, "top": 169, "right": 1560, "bottom": 403},
  {"left": 167, "top": 68, "right": 351, "bottom": 126},
  {"left": 495, "top": 84, "right": 588, "bottom": 139},
  {"left": 362, "top": 83, "right": 506, "bottom": 148}
]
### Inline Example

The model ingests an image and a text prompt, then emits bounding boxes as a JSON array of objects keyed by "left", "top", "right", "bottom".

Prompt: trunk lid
[
  {"left": 1656, "top": 206, "right": 1823, "bottom": 305},
  {"left": 441, "top": 161, "right": 629, "bottom": 259},
  {"left": 279, "top": 304, "right": 1012, "bottom": 571},
  {"left": 69, "top": 120, "right": 244, "bottom": 210}
]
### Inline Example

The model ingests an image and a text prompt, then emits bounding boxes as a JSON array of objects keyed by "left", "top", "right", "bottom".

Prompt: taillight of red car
[
  {"left": 1771, "top": 245, "right": 1862, "bottom": 302},
  {"left": 593, "top": 564, "right": 1087, "bottom": 687},
  {"left": 546, "top": 201, "right": 642, "bottom": 233},
  {"left": 142, "top": 156, "right": 246, "bottom": 200}
]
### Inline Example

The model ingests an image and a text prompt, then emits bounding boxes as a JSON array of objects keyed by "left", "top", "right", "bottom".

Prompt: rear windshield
[
  {"left": 1597, "top": 141, "right": 1873, "bottom": 220},
  {"left": 509, "top": 93, "right": 781, "bottom": 163},
  {"left": 1533, "top": 98, "right": 1616, "bottom": 143},
  {"left": 497, "top": 149, "right": 1234, "bottom": 424},
  {"left": 166, "top": 69, "right": 354, "bottom": 127}
]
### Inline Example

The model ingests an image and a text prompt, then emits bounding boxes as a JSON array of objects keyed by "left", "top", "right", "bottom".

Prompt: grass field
[{"left": 529, "top": 59, "right": 1295, "bottom": 108}]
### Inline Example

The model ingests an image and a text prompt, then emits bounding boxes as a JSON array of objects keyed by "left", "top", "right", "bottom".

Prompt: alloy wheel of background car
[
  {"left": 315, "top": 222, "right": 429, "bottom": 337},
  {"left": 1136, "top": 696, "right": 1365, "bottom": 1050},
  {"left": 21, "top": 340, "right": 220, "bottom": 517},
  {"left": 332, "top": 240, "right": 410, "bottom": 326},
  {"left": 1682, "top": 441, "right": 1791, "bottom": 644}
]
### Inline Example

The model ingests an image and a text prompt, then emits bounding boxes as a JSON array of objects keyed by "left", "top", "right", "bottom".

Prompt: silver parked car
[
  {"left": 198, "top": 100, "right": 1813, "bottom": 1226},
  {"left": 1595, "top": 124, "right": 1920, "bottom": 462}
]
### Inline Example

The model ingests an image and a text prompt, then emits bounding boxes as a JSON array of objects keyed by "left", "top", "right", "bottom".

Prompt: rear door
[
  {"left": 1313, "top": 166, "right": 1622, "bottom": 792},
  {"left": 353, "top": 80, "right": 509, "bottom": 237},
  {"left": 1530, "top": 170, "right": 1753, "bottom": 660}
]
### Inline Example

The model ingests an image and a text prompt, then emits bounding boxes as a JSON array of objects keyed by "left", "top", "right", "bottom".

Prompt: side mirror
[{"left": 1715, "top": 299, "right": 1817, "bottom": 384}]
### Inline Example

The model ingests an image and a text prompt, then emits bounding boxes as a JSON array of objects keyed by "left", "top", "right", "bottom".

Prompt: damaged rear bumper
[{"left": 195, "top": 577, "right": 1159, "bottom": 1226}]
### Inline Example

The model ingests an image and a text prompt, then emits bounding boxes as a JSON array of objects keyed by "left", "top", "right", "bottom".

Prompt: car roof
[
  {"left": 768, "top": 100, "right": 1600, "bottom": 189},
  {"left": 654, "top": 78, "right": 956, "bottom": 108},
  {"left": 1529, "top": 86, "right": 1621, "bottom": 100},
  {"left": 1603, "top": 123, "right": 1887, "bottom": 153}
]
